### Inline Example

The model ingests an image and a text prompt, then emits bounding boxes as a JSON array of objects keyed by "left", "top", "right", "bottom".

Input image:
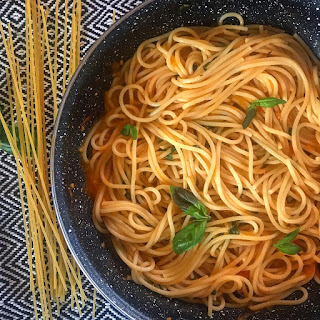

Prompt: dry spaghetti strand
[{"left": 0, "top": 1, "right": 86, "bottom": 319}]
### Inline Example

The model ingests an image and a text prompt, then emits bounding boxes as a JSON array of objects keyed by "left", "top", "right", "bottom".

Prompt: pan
[{"left": 51, "top": 0, "right": 320, "bottom": 319}]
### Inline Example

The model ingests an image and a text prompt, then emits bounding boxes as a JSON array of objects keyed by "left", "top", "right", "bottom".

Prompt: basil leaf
[
  {"left": 242, "top": 106, "right": 257, "bottom": 129},
  {"left": 121, "top": 124, "right": 138, "bottom": 140},
  {"left": 164, "top": 145, "right": 176, "bottom": 161},
  {"left": 173, "top": 220, "right": 206, "bottom": 254},
  {"left": 203, "top": 61, "right": 211, "bottom": 71},
  {"left": 250, "top": 97, "right": 286, "bottom": 109},
  {"left": 170, "top": 186, "right": 199, "bottom": 212},
  {"left": 121, "top": 124, "right": 131, "bottom": 136},
  {"left": 124, "top": 190, "right": 131, "bottom": 200},
  {"left": 194, "top": 200, "right": 208, "bottom": 218},
  {"left": 184, "top": 203, "right": 209, "bottom": 220},
  {"left": 130, "top": 125, "right": 138, "bottom": 140},
  {"left": 228, "top": 221, "right": 240, "bottom": 234},
  {"left": 288, "top": 127, "right": 292, "bottom": 136},
  {"left": 275, "top": 242, "right": 302, "bottom": 255},
  {"left": 242, "top": 97, "right": 286, "bottom": 129},
  {"left": 0, "top": 123, "right": 20, "bottom": 155},
  {"left": 192, "top": 64, "right": 197, "bottom": 72},
  {"left": 275, "top": 227, "right": 300, "bottom": 247},
  {"left": 274, "top": 227, "right": 302, "bottom": 255}
]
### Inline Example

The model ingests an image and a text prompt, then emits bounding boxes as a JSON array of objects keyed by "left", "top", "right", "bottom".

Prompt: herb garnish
[
  {"left": 0, "top": 123, "right": 19, "bottom": 155},
  {"left": 124, "top": 190, "right": 131, "bottom": 200},
  {"left": 228, "top": 221, "right": 240, "bottom": 235},
  {"left": 274, "top": 227, "right": 302, "bottom": 255},
  {"left": 242, "top": 97, "right": 286, "bottom": 129},
  {"left": 203, "top": 61, "right": 211, "bottom": 71},
  {"left": 121, "top": 124, "right": 138, "bottom": 140},
  {"left": 288, "top": 127, "right": 292, "bottom": 136},
  {"left": 192, "top": 64, "right": 197, "bottom": 72},
  {"left": 164, "top": 145, "right": 176, "bottom": 160},
  {"left": 170, "top": 186, "right": 210, "bottom": 254},
  {"left": 172, "top": 220, "right": 207, "bottom": 255}
]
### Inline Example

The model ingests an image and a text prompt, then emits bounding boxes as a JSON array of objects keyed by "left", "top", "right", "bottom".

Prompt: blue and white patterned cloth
[{"left": 0, "top": 1, "right": 142, "bottom": 319}]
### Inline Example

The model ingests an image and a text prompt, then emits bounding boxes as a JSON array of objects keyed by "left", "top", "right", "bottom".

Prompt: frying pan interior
[{"left": 51, "top": 0, "right": 320, "bottom": 319}]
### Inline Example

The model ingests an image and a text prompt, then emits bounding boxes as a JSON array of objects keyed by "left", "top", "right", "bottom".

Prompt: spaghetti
[{"left": 83, "top": 13, "right": 320, "bottom": 313}]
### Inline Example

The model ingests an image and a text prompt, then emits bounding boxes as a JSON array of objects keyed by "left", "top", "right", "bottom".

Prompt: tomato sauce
[
  {"left": 84, "top": 167, "right": 100, "bottom": 199},
  {"left": 304, "top": 262, "right": 316, "bottom": 280},
  {"left": 237, "top": 270, "right": 250, "bottom": 278}
]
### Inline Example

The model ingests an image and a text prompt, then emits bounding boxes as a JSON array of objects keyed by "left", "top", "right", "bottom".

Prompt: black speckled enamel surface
[{"left": 51, "top": 0, "right": 320, "bottom": 319}]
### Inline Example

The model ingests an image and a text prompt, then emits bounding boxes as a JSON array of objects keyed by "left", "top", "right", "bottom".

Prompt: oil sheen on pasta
[{"left": 82, "top": 13, "right": 320, "bottom": 314}]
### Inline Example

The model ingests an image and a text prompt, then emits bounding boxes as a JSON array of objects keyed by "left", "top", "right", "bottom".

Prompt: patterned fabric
[{"left": 0, "top": 1, "right": 142, "bottom": 319}]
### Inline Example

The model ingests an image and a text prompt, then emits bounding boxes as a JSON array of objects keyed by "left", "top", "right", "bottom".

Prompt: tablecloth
[{"left": 0, "top": 1, "right": 142, "bottom": 319}]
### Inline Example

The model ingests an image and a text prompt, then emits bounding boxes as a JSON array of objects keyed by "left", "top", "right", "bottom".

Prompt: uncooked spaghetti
[
  {"left": 82, "top": 13, "right": 320, "bottom": 314},
  {"left": 0, "top": 1, "right": 85, "bottom": 319}
]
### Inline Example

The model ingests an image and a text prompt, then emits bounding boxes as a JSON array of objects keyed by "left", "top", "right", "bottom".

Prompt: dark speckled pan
[{"left": 51, "top": 0, "right": 320, "bottom": 319}]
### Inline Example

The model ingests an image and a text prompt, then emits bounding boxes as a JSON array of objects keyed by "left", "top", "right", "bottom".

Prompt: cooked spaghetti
[{"left": 82, "top": 13, "right": 320, "bottom": 314}]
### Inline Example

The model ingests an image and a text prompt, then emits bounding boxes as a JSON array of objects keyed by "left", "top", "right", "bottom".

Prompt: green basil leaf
[
  {"left": 121, "top": 124, "right": 131, "bottom": 136},
  {"left": 164, "top": 153, "right": 173, "bottom": 160},
  {"left": 288, "top": 127, "right": 292, "bottom": 136},
  {"left": 124, "top": 190, "right": 131, "bottom": 200},
  {"left": 228, "top": 221, "right": 240, "bottom": 235},
  {"left": 164, "top": 145, "right": 176, "bottom": 160},
  {"left": 173, "top": 220, "right": 206, "bottom": 254},
  {"left": 192, "top": 64, "right": 197, "bottom": 72},
  {"left": 0, "top": 123, "right": 20, "bottom": 155},
  {"left": 250, "top": 97, "right": 286, "bottom": 109},
  {"left": 184, "top": 202, "right": 209, "bottom": 220},
  {"left": 242, "top": 106, "right": 257, "bottom": 129},
  {"left": 170, "top": 186, "right": 176, "bottom": 198},
  {"left": 275, "top": 227, "right": 300, "bottom": 247},
  {"left": 193, "top": 145, "right": 201, "bottom": 148},
  {"left": 243, "top": 97, "right": 286, "bottom": 129},
  {"left": 183, "top": 204, "right": 203, "bottom": 220},
  {"left": 0, "top": 141, "right": 14, "bottom": 154},
  {"left": 130, "top": 125, "right": 138, "bottom": 140},
  {"left": 275, "top": 242, "right": 302, "bottom": 255},
  {"left": 203, "top": 61, "right": 211, "bottom": 71},
  {"left": 194, "top": 200, "right": 208, "bottom": 218},
  {"left": 170, "top": 186, "right": 200, "bottom": 212}
]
